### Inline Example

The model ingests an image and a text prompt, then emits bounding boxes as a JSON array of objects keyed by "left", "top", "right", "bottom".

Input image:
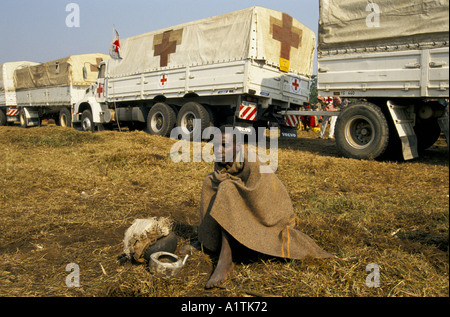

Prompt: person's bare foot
[{"left": 205, "top": 230, "right": 233, "bottom": 289}]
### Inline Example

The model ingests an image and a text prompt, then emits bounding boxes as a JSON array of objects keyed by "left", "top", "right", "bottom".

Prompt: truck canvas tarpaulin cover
[
  {"left": 108, "top": 6, "right": 316, "bottom": 78},
  {"left": 1, "top": 62, "right": 39, "bottom": 93},
  {"left": 13, "top": 53, "right": 110, "bottom": 90},
  {"left": 319, "top": 0, "right": 449, "bottom": 52}
]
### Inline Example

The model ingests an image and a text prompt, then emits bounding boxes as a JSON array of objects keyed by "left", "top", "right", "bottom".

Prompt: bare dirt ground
[{"left": 0, "top": 123, "right": 448, "bottom": 297}]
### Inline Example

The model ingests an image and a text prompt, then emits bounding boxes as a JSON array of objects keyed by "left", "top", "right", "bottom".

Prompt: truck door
[{"left": 95, "top": 62, "right": 107, "bottom": 102}]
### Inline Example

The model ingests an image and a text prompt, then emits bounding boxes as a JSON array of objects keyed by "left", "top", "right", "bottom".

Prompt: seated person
[{"left": 182, "top": 125, "right": 333, "bottom": 289}]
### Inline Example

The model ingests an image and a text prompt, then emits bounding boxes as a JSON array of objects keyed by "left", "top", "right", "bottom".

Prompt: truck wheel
[
  {"left": 335, "top": 102, "right": 389, "bottom": 160},
  {"left": 177, "top": 102, "right": 211, "bottom": 139},
  {"left": 147, "top": 102, "right": 176, "bottom": 137},
  {"left": 414, "top": 101, "right": 444, "bottom": 150},
  {"left": 19, "top": 109, "right": 28, "bottom": 128},
  {"left": 81, "top": 109, "right": 94, "bottom": 132},
  {"left": 0, "top": 109, "right": 6, "bottom": 126},
  {"left": 414, "top": 117, "right": 442, "bottom": 151},
  {"left": 58, "top": 108, "right": 72, "bottom": 128}
]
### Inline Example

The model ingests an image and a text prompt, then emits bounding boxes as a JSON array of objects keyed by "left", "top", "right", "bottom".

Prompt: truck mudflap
[
  {"left": 283, "top": 114, "right": 299, "bottom": 128},
  {"left": 19, "top": 107, "right": 40, "bottom": 128},
  {"left": 387, "top": 100, "right": 419, "bottom": 160},
  {"left": 234, "top": 125, "right": 254, "bottom": 134},
  {"left": 278, "top": 110, "right": 340, "bottom": 138},
  {"left": 280, "top": 114, "right": 299, "bottom": 138},
  {"left": 280, "top": 125, "right": 298, "bottom": 138}
]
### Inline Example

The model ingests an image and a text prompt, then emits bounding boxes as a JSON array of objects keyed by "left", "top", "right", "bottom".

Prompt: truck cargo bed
[
  {"left": 15, "top": 85, "right": 89, "bottom": 107},
  {"left": 0, "top": 61, "right": 39, "bottom": 107},
  {"left": 318, "top": 46, "right": 449, "bottom": 98},
  {"left": 105, "top": 59, "right": 310, "bottom": 107}
]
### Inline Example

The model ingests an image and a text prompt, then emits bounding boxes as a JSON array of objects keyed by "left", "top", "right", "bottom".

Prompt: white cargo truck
[
  {"left": 316, "top": 0, "right": 449, "bottom": 160},
  {"left": 72, "top": 7, "right": 316, "bottom": 137},
  {"left": 12, "top": 53, "right": 109, "bottom": 128},
  {"left": 0, "top": 61, "right": 39, "bottom": 126}
]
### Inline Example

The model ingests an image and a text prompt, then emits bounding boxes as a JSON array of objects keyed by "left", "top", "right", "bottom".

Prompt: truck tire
[
  {"left": 0, "top": 109, "right": 6, "bottom": 126},
  {"left": 81, "top": 109, "right": 95, "bottom": 132},
  {"left": 414, "top": 118, "right": 442, "bottom": 151},
  {"left": 58, "top": 108, "right": 72, "bottom": 128},
  {"left": 147, "top": 102, "right": 176, "bottom": 137},
  {"left": 335, "top": 102, "right": 389, "bottom": 160},
  {"left": 414, "top": 101, "right": 444, "bottom": 150},
  {"left": 177, "top": 102, "right": 211, "bottom": 140}
]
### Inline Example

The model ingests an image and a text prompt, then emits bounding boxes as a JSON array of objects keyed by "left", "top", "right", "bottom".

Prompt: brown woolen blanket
[{"left": 198, "top": 150, "right": 333, "bottom": 260}]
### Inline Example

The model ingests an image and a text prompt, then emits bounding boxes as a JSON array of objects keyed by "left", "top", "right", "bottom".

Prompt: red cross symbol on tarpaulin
[
  {"left": 290, "top": 77, "right": 300, "bottom": 93},
  {"left": 271, "top": 13, "right": 303, "bottom": 61},
  {"left": 153, "top": 29, "right": 183, "bottom": 67},
  {"left": 159, "top": 74, "right": 168, "bottom": 88},
  {"left": 97, "top": 83, "right": 104, "bottom": 98}
]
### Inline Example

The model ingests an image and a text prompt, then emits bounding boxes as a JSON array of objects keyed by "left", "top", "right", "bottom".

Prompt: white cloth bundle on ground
[{"left": 123, "top": 217, "right": 172, "bottom": 263}]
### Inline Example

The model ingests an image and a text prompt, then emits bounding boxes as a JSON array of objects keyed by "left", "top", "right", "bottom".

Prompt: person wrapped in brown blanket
[{"left": 183, "top": 125, "right": 333, "bottom": 288}]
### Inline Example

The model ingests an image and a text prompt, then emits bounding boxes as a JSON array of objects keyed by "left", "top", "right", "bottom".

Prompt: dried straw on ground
[{"left": 0, "top": 124, "right": 448, "bottom": 297}]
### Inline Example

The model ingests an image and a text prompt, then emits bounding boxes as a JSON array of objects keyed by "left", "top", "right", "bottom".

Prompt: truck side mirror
[{"left": 82, "top": 66, "right": 87, "bottom": 80}]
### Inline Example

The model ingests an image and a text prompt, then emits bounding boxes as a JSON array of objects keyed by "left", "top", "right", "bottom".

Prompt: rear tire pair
[
  {"left": 335, "top": 101, "right": 443, "bottom": 160},
  {"left": 146, "top": 102, "right": 211, "bottom": 138},
  {"left": 335, "top": 102, "right": 389, "bottom": 160}
]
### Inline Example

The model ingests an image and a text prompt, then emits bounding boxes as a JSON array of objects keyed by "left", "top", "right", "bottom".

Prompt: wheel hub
[
  {"left": 181, "top": 111, "right": 196, "bottom": 134},
  {"left": 82, "top": 117, "right": 91, "bottom": 131},
  {"left": 151, "top": 111, "right": 164, "bottom": 132},
  {"left": 345, "top": 116, "right": 375, "bottom": 149}
]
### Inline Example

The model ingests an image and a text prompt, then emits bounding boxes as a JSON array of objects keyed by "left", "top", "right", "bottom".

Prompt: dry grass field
[{"left": 0, "top": 122, "right": 448, "bottom": 298}]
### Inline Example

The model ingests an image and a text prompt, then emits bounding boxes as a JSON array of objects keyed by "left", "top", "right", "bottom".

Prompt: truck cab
[
  {"left": 95, "top": 61, "right": 107, "bottom": 103},
  {"left": 72, "top": 60, "right": 112, "bottom": 131}
]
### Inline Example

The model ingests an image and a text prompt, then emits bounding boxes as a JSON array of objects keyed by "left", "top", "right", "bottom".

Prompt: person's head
[
  {"left": 214, "top": 125, "right": 242, "bottom": 164},
  {"left": 317, "top": 96, "right": 325, "bottom": 104},
  {"left": 332, "top": 96, "right": 342, "bottom": 106}
]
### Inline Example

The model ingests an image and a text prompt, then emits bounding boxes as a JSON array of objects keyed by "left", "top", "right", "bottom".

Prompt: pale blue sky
[{"left": 0, "top": 0, "right": 319, "bottom": 71}]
